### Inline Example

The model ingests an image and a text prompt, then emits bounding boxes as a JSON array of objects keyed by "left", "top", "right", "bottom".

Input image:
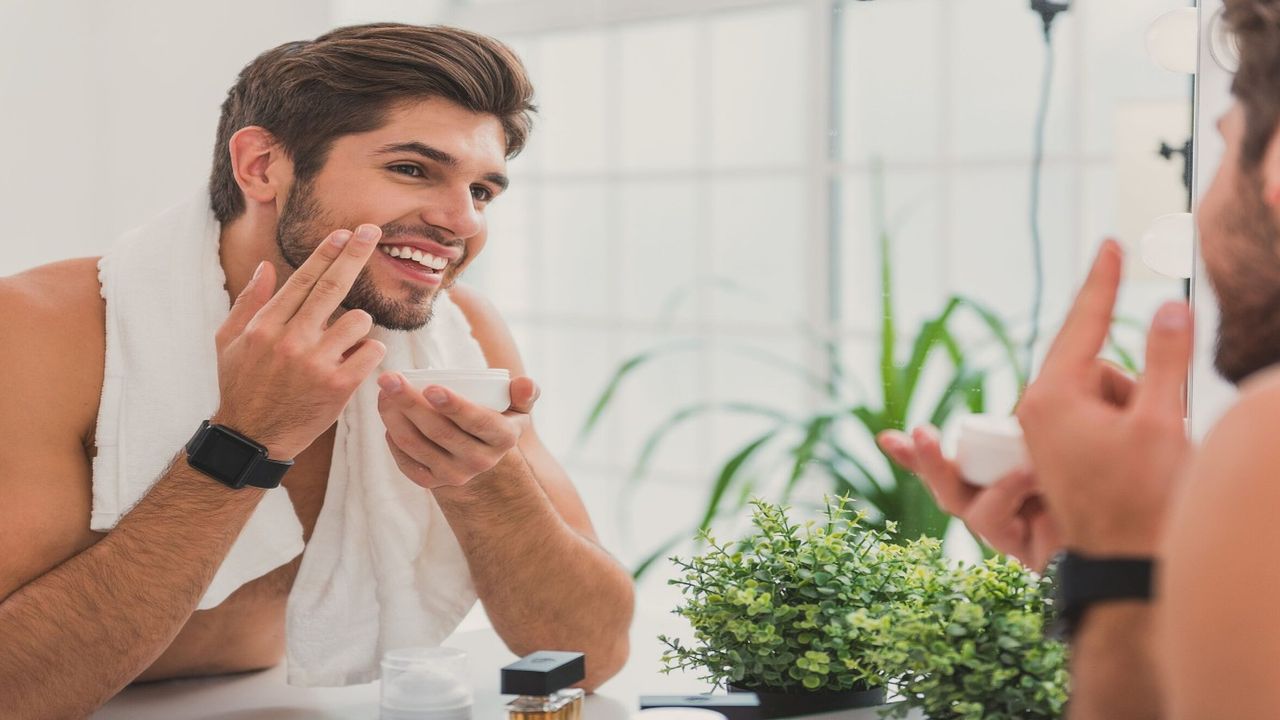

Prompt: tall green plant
[{"left": 580, "top": 166, "right": 1027, "bottom": 576}]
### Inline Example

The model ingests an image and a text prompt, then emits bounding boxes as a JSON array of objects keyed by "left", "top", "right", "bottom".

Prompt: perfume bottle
[{"left": 502, "top": 651, "right": 586, "bottom": 720}]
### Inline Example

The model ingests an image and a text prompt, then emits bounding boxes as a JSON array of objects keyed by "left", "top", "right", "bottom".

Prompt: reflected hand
[{"left": 879, "top": 426, "right": 1061, "bottom": 571}]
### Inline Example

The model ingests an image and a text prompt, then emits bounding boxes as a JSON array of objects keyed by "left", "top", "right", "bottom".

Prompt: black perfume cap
[
  {"left": 501, "top": 651, "right": 586, "bottom": 695},
  {"left": 640, "top": 694, "right": 762, "bottom": 720}
]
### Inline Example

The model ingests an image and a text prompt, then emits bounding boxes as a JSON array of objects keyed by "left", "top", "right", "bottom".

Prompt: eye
[
  {"left": 471, "top": 185, "right": 494, "bottom": 203},
  {"left": 389, "top": 164, "right": 425, "bottom": 178}
]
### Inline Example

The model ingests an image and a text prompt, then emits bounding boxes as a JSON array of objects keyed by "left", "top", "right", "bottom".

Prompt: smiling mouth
[{"left": 378, "top": 244, "right": 448, "bottom": 275}]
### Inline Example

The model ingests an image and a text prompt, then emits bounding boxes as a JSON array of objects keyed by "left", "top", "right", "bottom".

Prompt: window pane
[
  {"left": 618, "top": 179, "right": 703, "bottom": 323},
  {"left": 708, "top": 175, "right": 808, "bottom": 325},
  {"left": 840, "top": 169, "right": 945, "bottom": 335},
  {"left": 533, "top": 29, "right": 611, "bottom": 174},
  {"left": 537, "top": 181, "right": 614, "bottom": 317},
  {"left": 841, "top": 0, "right": 943, "bottom": 164},
  {"left": 619, "top": 19, "right": 700, "bottom": 172},
  {"left": 709, "top": 6, "right": 807, "bottom": 169}
]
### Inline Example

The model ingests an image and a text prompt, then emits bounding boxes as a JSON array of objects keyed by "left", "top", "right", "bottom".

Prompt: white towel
[{"left": 93, "top": 190, "right": 482, "bottom": 686}]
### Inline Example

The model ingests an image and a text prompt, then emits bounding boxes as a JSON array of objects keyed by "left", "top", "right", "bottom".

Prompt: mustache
[{"left": 379, "top": 222, "right": 463, "bottom": 250}]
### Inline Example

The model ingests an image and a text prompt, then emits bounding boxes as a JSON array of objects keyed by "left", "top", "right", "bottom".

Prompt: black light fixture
[
  {"left": 1023, "top": 0, "right": 1071, "bottom": 369},
  {"left": 1031, "top": 0, "right": 1071, "bottom": 38}
]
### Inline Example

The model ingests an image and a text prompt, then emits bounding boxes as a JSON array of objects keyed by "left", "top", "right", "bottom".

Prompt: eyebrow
[{"left": 375, "top": 141, "right": 510, "bottom": 191}]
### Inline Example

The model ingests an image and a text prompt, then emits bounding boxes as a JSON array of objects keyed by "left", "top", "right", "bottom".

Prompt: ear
[{"left": 227, "top": 126, "right": 291, "bottom": 209}]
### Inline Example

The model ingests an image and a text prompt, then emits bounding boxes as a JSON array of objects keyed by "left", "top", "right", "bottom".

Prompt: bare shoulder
[
  {"left": 1158, "top": 365, "right": 1280, "bottom": 711},
  {"left": 0, "top": 257, "right": 107, "bottom": 439},
  {"left": 447, "top": 283, "right": 524, "bottom": 374},
  {"left": 0, "top": 257, "right": 107, "bottom": 602},
  {"left": 1169, "top": 368, "right": 1280, "bottom": 528},
  {"left": 1196, "top": 366, "right": 1280, "bottom": 480}
]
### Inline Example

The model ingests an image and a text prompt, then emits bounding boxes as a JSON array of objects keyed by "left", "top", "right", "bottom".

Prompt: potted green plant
[
  {"left": 659, "top": 496, "right": 947, "bottom": 718},
  {"left": 852, "top": 556, "right": 1070, "bottom": 720}
]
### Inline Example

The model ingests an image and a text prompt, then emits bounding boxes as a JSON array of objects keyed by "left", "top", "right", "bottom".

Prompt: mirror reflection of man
[
  {"left": 0, "top": 24, "right": 633, "bottom": 717},
  {"left": 880, "top": 1, "right": 1280, "bottom": 716}
]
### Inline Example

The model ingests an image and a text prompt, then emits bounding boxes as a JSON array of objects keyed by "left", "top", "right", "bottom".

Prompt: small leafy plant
[
  {"left": 852, "top": 556, "right": 1070, "bottom": 720},
  {"left": 661, "top": 498, "right": 1070, "bottom": 718},
  {"left": 659, "top": 497, "right": 947, "bottom": 693}
]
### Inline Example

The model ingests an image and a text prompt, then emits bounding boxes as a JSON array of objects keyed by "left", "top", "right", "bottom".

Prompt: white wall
[{"left": 0, "top": 0, "right": 331, "bottom": 275}]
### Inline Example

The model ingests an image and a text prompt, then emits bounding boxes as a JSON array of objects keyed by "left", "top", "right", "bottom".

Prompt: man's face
[
  {"left": 1198, "top": 102, "right": 1280, "bottom": 384},
  {"left": 275, "top": 97, "right": 509, "bottom": 331}
]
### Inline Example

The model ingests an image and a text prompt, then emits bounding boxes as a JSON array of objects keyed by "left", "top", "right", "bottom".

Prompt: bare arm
[
  {"left": 0, "top": 458, "right": 267, "bottom": 717},
  {"left": 1066, "top": 605, "right": 1161, "bottom": 720},
  {"left": 1158, "top": 373, "right": 1280, "bottom": 719},
  {"left": 434, "top": 450, "right": 634, "bottom": 691},
  {"left": 0, "top": 265, "right": 270, "bottom": 715},
  {"left": 379, "top": 284, "right": 634, "bottom": 691},
  {"left": 0, "top": 226, "right": 388, "bottom": 715}
]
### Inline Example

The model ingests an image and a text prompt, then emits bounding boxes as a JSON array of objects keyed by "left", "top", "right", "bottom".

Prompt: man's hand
[
  {"left": 213, "top": 224, "right": 387, "bottom": 459},
  {"left": 378, "top": 374, "right": 540, "bottom": 489},
  {"left": 879, "top": 426, "right": 1061, "bottom": 571},
  {"left": 1016, "top": 239, "right": 1193, "bottom": 557}
]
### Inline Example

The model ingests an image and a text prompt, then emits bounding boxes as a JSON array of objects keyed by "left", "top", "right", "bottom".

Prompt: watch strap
[{"left": 1053, "top": 552, "right": 1155, "bottom": 640}]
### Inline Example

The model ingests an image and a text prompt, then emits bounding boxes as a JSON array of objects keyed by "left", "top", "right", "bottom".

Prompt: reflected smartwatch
[
  {"left": 184, "top": 420, "right": 294, "bottom": 489},
  {"left": 1053, "top": 552, "right": 1155, "bottom": 641}
]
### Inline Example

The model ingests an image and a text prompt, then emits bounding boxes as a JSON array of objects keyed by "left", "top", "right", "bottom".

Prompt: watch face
[{"left": 189, "top": 427, "right": 262, "bottom": 488}]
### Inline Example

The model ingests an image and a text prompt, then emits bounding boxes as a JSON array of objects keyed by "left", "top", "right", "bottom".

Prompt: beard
[
  {"left": 275, "top": 178, "right": 466, "bottom": 332},
  {"left": 1208, "top": 178, "right": 1280, "bottom": 384}
]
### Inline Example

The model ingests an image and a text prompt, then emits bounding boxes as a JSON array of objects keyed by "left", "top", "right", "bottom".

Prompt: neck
[{"left": 218, "top": 213, "right": 287, "bottom": 303}]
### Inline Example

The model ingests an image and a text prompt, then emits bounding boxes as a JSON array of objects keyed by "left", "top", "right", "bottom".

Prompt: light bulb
[
  {"left": 1140, "top": 212, "right": 1194, "bottom": 280},
  {"left": 1146, "top": 7, "right": 1199, "bottom": 75},
  {"left": 1209, "top": 7, "right": 1240, "bottom": 73}
]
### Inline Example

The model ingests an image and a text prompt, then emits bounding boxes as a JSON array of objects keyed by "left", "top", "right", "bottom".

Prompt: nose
[{"left": 421, "top": 185, "right": 483, "bottom": 241}]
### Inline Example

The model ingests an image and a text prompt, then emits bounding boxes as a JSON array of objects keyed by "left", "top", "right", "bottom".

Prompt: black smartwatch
[
  {"left": 1053, "top": 552, "right": 1155, "bottom": 640},
  {"left": 184, "top": 420, "right": 293, "bottom": 490}
]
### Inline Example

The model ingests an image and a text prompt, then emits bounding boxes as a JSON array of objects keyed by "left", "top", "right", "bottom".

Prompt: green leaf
[
  {"left": 625, "top": 402, "right": 790, "bottom": 493},
  {"left": 955, "top": 294, "right": 1029, "bottom": 390},
  {"left": 576, "top": 340, "right": 700, "bottom": 443},
  {"left": 696, "top": 430, "right": 782, "bottom": 532},
  {"left": 782, "top": 415, "right": 836, "bottom": 503},
  {"left": 632, "top": 532, "right": 689, "bottom": 579}
]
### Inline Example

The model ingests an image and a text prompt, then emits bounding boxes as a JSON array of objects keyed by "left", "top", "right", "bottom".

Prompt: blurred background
[{"left": 0, "top": 0, "right": 1193, "bottom": 601}]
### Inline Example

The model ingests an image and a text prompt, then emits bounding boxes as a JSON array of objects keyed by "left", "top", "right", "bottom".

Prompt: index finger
[
  {"left": 1039, "top": 240, "right": 1124, "bottom": 378},
  {"left": 262, "top": 224, "right": 381, "bottom": 326}
]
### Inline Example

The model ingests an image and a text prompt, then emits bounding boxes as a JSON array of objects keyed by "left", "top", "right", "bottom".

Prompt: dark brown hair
[
  {"left": 209, "top": 23, "right": 536, "bottom": 224},
  {"left": 1226, "top": 1, "right": 1280, "bottom": 170}
]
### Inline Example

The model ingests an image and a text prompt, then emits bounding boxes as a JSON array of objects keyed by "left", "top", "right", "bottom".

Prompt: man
[
  {"left": 0, "top": 23, "right": 634, "bottom": 717},
  {"left": 879, "top": 1, "right": 1280, "bottom": 717}
]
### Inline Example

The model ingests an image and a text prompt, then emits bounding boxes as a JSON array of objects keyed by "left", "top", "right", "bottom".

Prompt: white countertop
[{"left": 94, "top": 613, "right": 919, "bottom": 720}]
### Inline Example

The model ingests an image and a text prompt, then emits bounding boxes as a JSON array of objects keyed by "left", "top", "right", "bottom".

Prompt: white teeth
[{"left": 379, "top": 244, "right": 449, "bottom": 272}]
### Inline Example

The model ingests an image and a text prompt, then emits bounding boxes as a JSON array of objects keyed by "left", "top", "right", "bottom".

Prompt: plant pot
[{"left": 728, "top": 682, "right": 888, "bottom": 719}]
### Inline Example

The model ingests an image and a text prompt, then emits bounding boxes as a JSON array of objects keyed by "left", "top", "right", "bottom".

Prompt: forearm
[
  {"left": 0, "top": 455, "right": 264, "bottom": 718},
  {"left": 1068, "top": 603, "right": 1161, "bottom": 720},
  {"left": 434, "top": 453, "right": 634, "bottom": 690}
]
